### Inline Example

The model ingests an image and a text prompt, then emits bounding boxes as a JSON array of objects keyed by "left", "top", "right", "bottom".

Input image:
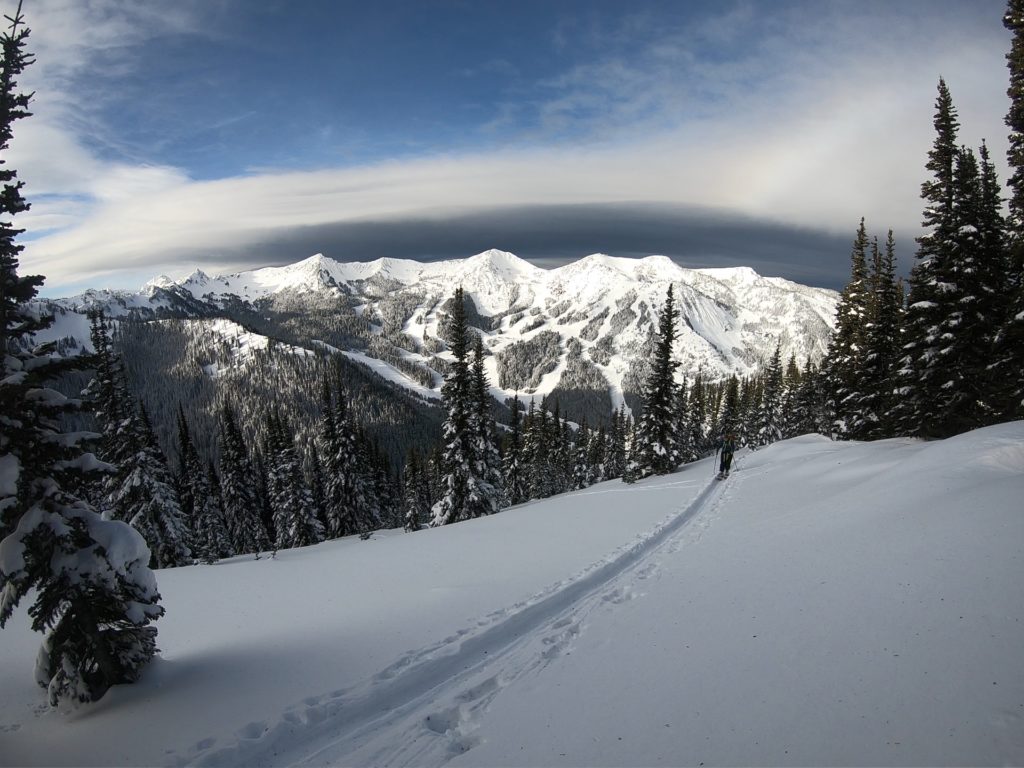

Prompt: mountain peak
[
  {"left": 465, "top": 249, "right": 544, "bottom": 276},
  {"left": 142, "top": 274, "right": 177, "bottom": 292},
  {"left": 184, "top": 268, "right": 210, "bottom": 284}
]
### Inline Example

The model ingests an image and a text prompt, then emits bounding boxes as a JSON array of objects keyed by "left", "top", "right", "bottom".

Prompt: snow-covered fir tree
[
  {"left": 753, "top": 344, "right": 784, "bottom": 447},
  {"left": 586, "top": 424, "right": 608, "bottom": 483},
  {"left": 855, "top": 232, "right": 904, "bottom": 439},
  {"left": 432, "top": 287, "right": 501, "bottom": 525},
  {"left": 0, "top": 6, "right": 164, "bottom": 705},
  {"left": 217, "top": 403, "right": 269, "bottom": 556},
  {"left": 317, "top": 376, "right": 372, "bottom": 537},
  {"left": 995, "top": 2, "right": 1024, "bottom": 419},
  {"left": 402, "top": 449, "right": 432, "bottom": 531},
  {"left": 265, "top": 410, "right": 323, "bottom": 551},
  {"left": 571, "top": 421, "right": 593, "bottom": 490},
  {"left": 626, "top": 286, "right": 680, "bottom": 480},
  {"left": 501, "top": 396, "right": 528, "bottom": 506},
  {"left": 88, "top": 318, "right": 191, "bottom": 568},
  {"left": 468, "top": 334, "right": 503, "bottom": 514},
  {"left": 603, "top": 405, "right": 629, "bottom": 481},
  {"left": 890, "top": 79, "right": 962, "bottom": 438},
  {"left": 825, "top": 219, "right": 871, "bottom": 436},
  {"left": 177, "top": 411, "right": 230, "bottom": 563}
]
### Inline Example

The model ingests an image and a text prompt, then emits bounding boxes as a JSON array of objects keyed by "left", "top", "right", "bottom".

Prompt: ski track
[{"left": 175, "top": 464, "right": 736, "bottom": 768}]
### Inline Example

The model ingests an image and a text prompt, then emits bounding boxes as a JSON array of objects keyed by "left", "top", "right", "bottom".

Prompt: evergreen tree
[
  {"left": 524, "top": 403, "right": 555, "bottom": 498},
  {"left": 306, "top": 446, "right": 329, "bottom": 536},
  {"left": 673, "top": 379, "right": 698, "bottom": 463},
  {"left": 217, "top": 404, "right": 268, "bottom": 556},
  {"left": 626, "top": 286, "right": 680, "bottom": 479},
  {"left": 856, "top": 231, "right": 904, "bottom": 439},
  {"left": 717, "top": 376, "right": 740, "bottom": 436},
  {"left": 318, "top": 379, "right": 370, "bottom": 537},
  {"left": 502, "top": 396, "right": 528, "bottom": 506},
  {"left": 587, "top": 424, "right": 608, "bottom": 483},
  {"left": 996, "top": 1, "right": 1024, "bottom": 418},
  {"left": 548, "top": 402, "right": 572, "bottom": 494},
  {"left": 1005, "top": 0, "right": 1024, "bottom": 238},
  {"left": 115, "top": 401, "right": 192, "bottom": 568},
  {"left": 736, "top": 376, "right": 759, "bottom": 446},
  {"left": 754, "top": 344, "right": 784, "bottom": 447},
  {"left": 89, "top": 315, "right": 190, "bottom": 568},
  {"left": 432, "top": 287, "right": 499, "bottom": 525},
  {"left": 927, "top": 146, "right": 997, "bottom": 432},
  {"left": 604, "top": 405, "right": 628, "bottom": 481},
  {"left": 177, "top": 411, "right": 229, "bottom": 563},
  {"left": 891, "top": 79, "right": 961, "bottom": 437},
  {"left": 265, "top": 410, "right": 323, "bottom": 551},
  {"left": 468, "top": 334, "right": 503, "bottom": 514},
  {"left": 402, "top": 450, "right": 432, "bottom": 531},
  {"left": 571, "top": 421, "right": 593, "bottom": 489},
  {"left": 687, "top": 370, "right": 708, "bottom": 455},
  {"left": 826, "top": 219, "right": 871, "bottom": 435},
  {"left": 0, "top": 5, "right": 164, "bottom": 705}
]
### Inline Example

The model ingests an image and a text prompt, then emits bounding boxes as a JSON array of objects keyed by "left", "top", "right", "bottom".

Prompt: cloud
[{"left": 10, "top": 0, "right": 1014, "bottom": 296}]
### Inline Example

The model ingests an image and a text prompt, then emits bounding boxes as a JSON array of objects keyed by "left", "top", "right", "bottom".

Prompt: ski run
[{"left": 1, "top": 422, "right": 1022, "bottom": 767}]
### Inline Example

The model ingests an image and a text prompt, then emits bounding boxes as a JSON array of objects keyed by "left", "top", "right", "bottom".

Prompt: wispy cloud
[{"left": 8, "top": 0, "right": 1013, "bottom": 295}]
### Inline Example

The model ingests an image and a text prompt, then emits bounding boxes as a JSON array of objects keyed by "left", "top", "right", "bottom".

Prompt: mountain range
[{"left": 36, "top": 249, "right": 838, "bottom": 419}]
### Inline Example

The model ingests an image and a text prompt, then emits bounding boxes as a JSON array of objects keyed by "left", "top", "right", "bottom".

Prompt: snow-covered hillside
[
  {"left": 38, "top": 250, "right": 837, "bottom": 411},
  {"left": 1, "top": 423, "right": 1021, "bottom": 767}
]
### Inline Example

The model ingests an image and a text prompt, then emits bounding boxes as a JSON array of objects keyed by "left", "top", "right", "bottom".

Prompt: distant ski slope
[{"left": 34, "top": 249, "right": 838, "bottom": 410}]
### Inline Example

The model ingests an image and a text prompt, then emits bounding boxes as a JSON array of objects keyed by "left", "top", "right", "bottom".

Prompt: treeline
[
  {"left": 90, "top": 313, "right": 407, "bottom": 566},
  {"left": 414, "top": 284, "right": 827, "bottom": 525},
  {"left": 823, "top": 61, "right": 1024, "bottom": 438}
]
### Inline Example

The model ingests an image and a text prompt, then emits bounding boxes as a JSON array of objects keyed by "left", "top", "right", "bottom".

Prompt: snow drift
[{"left": 0, "top": 422, "right": 1021, "bottom": 767}]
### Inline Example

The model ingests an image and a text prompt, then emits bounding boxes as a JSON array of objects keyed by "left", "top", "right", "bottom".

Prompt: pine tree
[
  {"left": 524, "top": 402, "right": 557, "bottom": 498},
  {"left": 116, "top": 402, "right": 192, "bottom": 568},
  {"left": 502, "top": 396, "right": 528, "bottom": 506},
  {"left": 402, "top": 450, "right": 432, "bottom": 531},
  {"left": 265, "top": 410, "right": 323, "bottom": 551},
  {"left": 0, "top": 5, "right": 163, "bottom": 705},
  {"left": 548, "top": 402, "right": 572, "bottom": 494},
  {"left": 855, "top": 231, "right": 904, "bottom": 439},
  {"left": 929, "top": 146, "right": 996, "bottom": 432},
  {"left": 673, "top": 379, "right": 698, "bottom": 463},
  {"left": 826, "top": 219, "right": 871, "bottom": 435},
  {"left": 88, "top": 319, "right": 191, "bottom": 568},
  {"left": 891, "top": 79, "right": 961, "bottom": 437},
  {"left": 996, "top": 0, "right": 1024, "bottom": 418},
  {"left": 306, "top": 446, "right": 329, "bottom": 536},
  {"left": 571, "top": 421, "right": 593, "bottom": 489},
  {"left": 717, "top": 375, "right": 740, "bottom": 436},
  {"left": 587, "top": 424, "right": 608, "bottom": 483},
  {"left": 754, "top": 344, "right": 784, "bottom": 447},
  {"left": 431, "top": 287, "right": 496, "bottom": 525},
  {"left": 626, "top": 286, "right": 680, "bottom": 479},
  {"left": 318, "top": 378, "right": 371, "bottom": 537},
  {"left": 468, "top": 334, "right": 503, "bottom": 515},
  {"left": 687, "top": 370, "right": 708, "bottom": 455},
  {"left": 217, "top": 404, "right": 268, "bottom": 556}
]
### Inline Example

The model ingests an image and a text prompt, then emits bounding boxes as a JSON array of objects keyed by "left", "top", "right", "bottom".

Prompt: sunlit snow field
[{"left": 1, "top": 423, "right": 1022, "bottom": 767}]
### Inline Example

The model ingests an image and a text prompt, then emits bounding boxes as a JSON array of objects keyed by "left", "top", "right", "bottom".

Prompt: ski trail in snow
[{"left": 176, "top": 470, "right": 727, "bottom": 768}]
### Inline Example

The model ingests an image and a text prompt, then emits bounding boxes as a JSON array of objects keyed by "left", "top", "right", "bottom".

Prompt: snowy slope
[
  {"left": 37, "top": 250, "right": 838, "bottom": 411},
  {"left": 1, "top": 423, "right": 1021, "bottom": 767}
]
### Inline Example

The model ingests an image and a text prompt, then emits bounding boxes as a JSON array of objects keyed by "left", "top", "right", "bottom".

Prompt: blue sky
[{"left": 7, "top": 0, "right": 1012, "bottom": 294}]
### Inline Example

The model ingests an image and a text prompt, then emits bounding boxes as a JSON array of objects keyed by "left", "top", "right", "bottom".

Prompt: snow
[
  {"left": 2, "top": 423, "right": 1021, "bottom": 767},
  {"left": 339, "top": 349, "right": 442, "bottom": 401},
  {"left": 0, "top": 454, "right": 19, "bottom": 497}
]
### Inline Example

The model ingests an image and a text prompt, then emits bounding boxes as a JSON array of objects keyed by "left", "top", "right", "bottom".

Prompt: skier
[{"left": 717, "top": 430, "right": 737, "bottom": 480}]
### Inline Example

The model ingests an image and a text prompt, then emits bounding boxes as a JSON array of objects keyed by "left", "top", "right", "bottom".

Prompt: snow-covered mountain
[{"left": 39, "top": 250, "right": 838, "bottom": 414}]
